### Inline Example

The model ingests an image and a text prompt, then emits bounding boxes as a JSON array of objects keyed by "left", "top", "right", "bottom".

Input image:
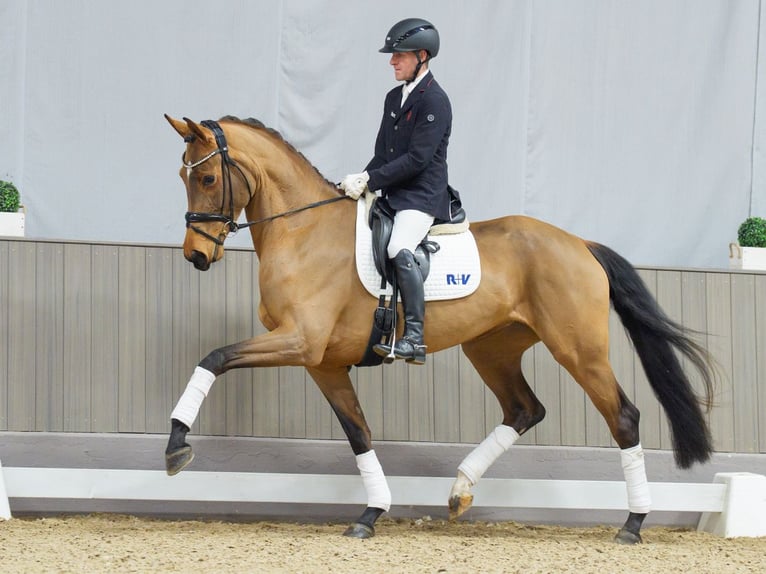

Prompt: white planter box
[
  {"left": 0, "top": 210, "right": 25, "bottom": 237},
  {"left": 729, "top": 243, "right": 766, "bottom": 270}
]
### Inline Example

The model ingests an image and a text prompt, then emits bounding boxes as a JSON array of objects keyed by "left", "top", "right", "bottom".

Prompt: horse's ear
[
  {"left": 182, "top": 117, "right": 213, "bottom": 144},
  {"left": 165, "top": 114, "right": 192, "bottom": 139}
]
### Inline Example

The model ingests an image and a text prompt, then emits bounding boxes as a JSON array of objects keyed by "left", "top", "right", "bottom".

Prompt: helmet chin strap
[{"left": 406, "top": 51, "right": 429, "bottom": 84}]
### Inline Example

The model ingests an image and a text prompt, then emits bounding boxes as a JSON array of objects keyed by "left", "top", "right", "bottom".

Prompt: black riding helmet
[
  {"left": 379, "top": 18, "right": 440, "bottom": 58},
  {"left": 379, "top": 18, "right": 439, "bottom": 83}
]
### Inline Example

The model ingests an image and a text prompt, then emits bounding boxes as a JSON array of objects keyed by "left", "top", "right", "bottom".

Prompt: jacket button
[
  {"left": 389, "top": 148, "right": 394, "bottom": 153},
  {"left": 394, "top": 126, "right": 398, "bottom": 131}
]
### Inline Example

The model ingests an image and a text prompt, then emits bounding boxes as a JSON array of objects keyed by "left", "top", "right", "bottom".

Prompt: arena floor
[{"left": 1, "top": 513, "right": 764, "bottom": 573}]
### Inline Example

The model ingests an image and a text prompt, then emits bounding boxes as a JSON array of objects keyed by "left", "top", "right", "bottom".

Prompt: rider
[{"left": 340, "top": 17, "right": 453, "bottom": 366}]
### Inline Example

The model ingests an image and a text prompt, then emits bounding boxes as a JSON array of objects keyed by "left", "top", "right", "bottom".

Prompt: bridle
[
  {"left": 183, "top": 120, "right": 253, "bottom": 247},
  {"left": 182, "top": 119, "right": 348, "bottom": 247}
]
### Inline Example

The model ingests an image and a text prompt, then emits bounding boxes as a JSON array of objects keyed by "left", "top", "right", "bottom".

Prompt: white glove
[{"left": 340, "top": 171, "right": 369, "bottom": 200}]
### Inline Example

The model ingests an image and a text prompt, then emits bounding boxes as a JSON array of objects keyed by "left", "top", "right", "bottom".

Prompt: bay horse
[{"left": 163, "top": 115, "right": 714, "bottom": 544}]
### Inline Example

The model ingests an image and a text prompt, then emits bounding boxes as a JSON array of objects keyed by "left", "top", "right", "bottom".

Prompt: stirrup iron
[{"left": 384, "top": 330, "right": 396, "bottom": 364}]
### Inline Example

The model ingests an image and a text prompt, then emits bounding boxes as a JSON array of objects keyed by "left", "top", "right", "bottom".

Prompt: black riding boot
[{"left": 374, "top": 249, "right": 427, "bottom": 365}]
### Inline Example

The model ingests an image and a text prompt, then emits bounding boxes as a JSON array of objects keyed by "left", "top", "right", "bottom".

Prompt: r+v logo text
[{"left": 446, "top": 273, "right": 471, "bottom": 286}]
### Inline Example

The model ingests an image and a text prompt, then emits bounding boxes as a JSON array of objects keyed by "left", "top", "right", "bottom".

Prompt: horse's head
[{"left": 165, "top": 115, "right": 254, "bottom": 271}]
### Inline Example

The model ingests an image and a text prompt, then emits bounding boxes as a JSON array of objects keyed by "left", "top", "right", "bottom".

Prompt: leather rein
[{"left": 182, "top": 120, "right": 348, "bottom": 246}]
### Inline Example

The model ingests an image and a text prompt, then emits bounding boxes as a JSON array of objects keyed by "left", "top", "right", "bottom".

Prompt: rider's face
[{"left": 390, "top": 51, "right": 425, "bottom": 82}]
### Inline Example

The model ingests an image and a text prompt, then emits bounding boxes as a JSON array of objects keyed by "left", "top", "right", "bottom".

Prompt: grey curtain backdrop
[{"left": 1, "top": 0, "right": 765, "bottom": 268}]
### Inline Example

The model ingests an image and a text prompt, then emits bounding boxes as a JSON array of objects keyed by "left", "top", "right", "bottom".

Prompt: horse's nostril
[{"left": 188, "top": 250, "right": 210, "bottom": 271}]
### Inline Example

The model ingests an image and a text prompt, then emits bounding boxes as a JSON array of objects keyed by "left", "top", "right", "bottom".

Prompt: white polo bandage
[
  {"left": 170, "top": 366, "right": 216, "bottom": 428},
  {"left": 620, "top": 443, "right": 652, "bottom": 514},
  {"left": 457, "top": 424, "right": 520, "bottom": 485},
  {"left": 356, "top": 450, "right": 391, "bottom": 512}
]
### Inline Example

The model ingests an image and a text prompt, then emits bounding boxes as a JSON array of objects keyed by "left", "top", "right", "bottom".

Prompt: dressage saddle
[
  {"left": 355, "top": 189, "right": 467, "bottom": 367},
  {"left": 368, "top": 189, "right": 467, "bottom": 286}
]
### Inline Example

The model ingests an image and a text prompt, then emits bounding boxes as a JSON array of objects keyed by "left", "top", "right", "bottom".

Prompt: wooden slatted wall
[{"left": 1, "top": 238, "right": 764, "bottom": 453}]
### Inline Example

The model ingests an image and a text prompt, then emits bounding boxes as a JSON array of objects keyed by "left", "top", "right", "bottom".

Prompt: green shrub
[
  {"left": 0, "top": 180, "right": 20, "bottom": 213},
  {"left": 738, "top": 216, "right": 766, "bottom": 248}
]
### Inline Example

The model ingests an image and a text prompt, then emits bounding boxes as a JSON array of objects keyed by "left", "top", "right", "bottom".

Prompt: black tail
[{"left": 587, "top": 242, "right": 714, "bottom": 468}]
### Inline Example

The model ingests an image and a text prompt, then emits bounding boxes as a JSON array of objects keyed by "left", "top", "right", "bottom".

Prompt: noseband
[{"left": 182, "top": 120, "right": 348, "bottom": 247}]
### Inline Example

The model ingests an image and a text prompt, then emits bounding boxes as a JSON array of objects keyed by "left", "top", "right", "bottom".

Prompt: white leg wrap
[
  {"left": 170, "top": 366, "right": 216, "bottom": 428},
  {"left": 356, "top": 450, "right": 391, "bottom": 512},
  {"left": 457, "top": 424, "right": 520, "bottom": 485},
  {"left": 620, "top": 443, "right": 652, "bottom": 514}
]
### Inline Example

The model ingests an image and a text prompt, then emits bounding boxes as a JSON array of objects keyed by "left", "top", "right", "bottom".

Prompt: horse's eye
[{"left": 201, "top": 175, "right": 215, "bottom": 186}]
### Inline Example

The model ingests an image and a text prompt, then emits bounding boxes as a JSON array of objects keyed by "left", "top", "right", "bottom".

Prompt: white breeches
[{"left": 387, "top": 209, "right": 434, "bottom": 259}]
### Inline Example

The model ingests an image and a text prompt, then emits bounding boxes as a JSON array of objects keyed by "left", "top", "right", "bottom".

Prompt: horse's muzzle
[{"left": 187, "top": 250, "right": 211, "bottom": 271}]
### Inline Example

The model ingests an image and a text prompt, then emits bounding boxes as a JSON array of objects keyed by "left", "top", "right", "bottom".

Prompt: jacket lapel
[{"left": 396, "top": 71, "right": 433, "bottom": 122}]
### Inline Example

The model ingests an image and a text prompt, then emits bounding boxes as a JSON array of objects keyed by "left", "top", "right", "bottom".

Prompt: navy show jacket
[{"left": 365, "top": 71, "right": 453, "bottom": 222}]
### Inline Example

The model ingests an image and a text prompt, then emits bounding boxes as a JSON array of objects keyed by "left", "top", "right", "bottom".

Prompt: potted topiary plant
[
  {"left": 729, "top": 216, "right": 766, "bottom": 270},
  {"left": 0, "top": 179, "right": 25, "bottom": 237}
]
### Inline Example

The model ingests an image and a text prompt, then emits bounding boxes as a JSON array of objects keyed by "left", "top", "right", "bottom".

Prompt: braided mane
[{"left": 218, "top": 115, "right": 334, "bottom": 186}]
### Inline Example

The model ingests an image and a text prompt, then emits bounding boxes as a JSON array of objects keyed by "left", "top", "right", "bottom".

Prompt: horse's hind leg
[
  {"left": 580, "top": 368, "right": 650, "bottom": 544},
  {"left": 555, "top": 348, "right": 650, "bottom": 544},
  {"left": 306, "top": 365, "right": 390, "bottom": 539},
  {"left": 450, "top": 328, "right": 544, "bottom": 519}
]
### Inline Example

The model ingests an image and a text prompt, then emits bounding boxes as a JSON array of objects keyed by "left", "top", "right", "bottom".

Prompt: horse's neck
[
  {"left": 234, "top": 128, "right": 353, "bottom": 257},
  {"left": 244, "top": 169, "right": 350, "bottom": 257}
]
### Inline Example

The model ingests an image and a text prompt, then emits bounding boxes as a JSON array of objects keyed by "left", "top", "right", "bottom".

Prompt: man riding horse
[
  {"left": 164, "top": 17, "right": 715, "bottom": 544},
  {"left": 341, "top": 18, "right": 454, "bottom": 366}
]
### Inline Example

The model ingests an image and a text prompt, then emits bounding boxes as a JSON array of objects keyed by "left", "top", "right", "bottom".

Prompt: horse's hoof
[
  {"left": 343, "top": 523, "right": 375, "bottom": 539},
  {"left": 448, "top": 492, "right": 473, "bottom": 520},
  {"left": 165, "top": 446, "right": 194, "bottom": 476},
  {"left": 614, "top": 527, "right": 642, "bottom": 545}
]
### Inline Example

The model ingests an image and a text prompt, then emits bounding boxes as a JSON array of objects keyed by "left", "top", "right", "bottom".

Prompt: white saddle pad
[{"left": 354, "top": 196, "right": 481, "bottom": 301}]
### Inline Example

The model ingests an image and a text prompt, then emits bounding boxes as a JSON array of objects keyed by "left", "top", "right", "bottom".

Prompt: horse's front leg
[
  {"left": 165, "top": 326, "right": 314, "bottom": 475},
  {"left": 307, "top": 366, "right": 390, "bottom": 539}
]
